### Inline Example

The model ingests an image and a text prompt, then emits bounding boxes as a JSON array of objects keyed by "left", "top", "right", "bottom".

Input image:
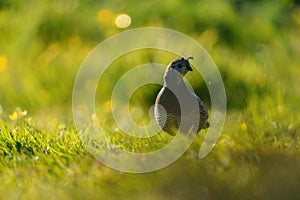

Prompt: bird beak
[{"left": 186, "top": 65, "right": 193, "bottom": 71}]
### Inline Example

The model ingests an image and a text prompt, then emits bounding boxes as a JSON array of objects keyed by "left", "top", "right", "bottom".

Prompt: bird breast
[{"left": 154, "top": 85, "right": 202, "bottom": 135}]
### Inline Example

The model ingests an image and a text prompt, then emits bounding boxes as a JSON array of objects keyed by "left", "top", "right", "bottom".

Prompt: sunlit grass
[
  {"left": 0, "top": 103, "right": 299, "bottom": 199},
  {"left": 0, "top": 0, "right": 300, "bottom": 199}
]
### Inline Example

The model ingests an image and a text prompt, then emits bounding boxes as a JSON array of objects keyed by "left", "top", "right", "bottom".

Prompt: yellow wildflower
[
  {"left": 241, "top": 122, "right": 247, "bottom": 131},
  {"left": 104, "top": 100, "right": 112, "bottom": 113},
  {"left": 96, "top": 9, "right": 113, "bottom": 24},
  {"left": 20, "top": 110, "right": 28, "bottom": 116},
  {"left": 9, "top": 112, "right": 18, "bottom": 121},
  {"left": 0, "top": 56, "right": 7, "bottom": 72},
  {"left": 16, "top": 107, "right": 28, "bottom": 117}
]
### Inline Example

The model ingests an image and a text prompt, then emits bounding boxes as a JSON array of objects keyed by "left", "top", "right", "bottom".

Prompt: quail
[{"left": 154, "top": 56, "right": 209, "bottom": 136}]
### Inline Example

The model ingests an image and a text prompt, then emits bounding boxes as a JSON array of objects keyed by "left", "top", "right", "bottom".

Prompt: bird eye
[{"left": 177, "top": 64, "right": 182, "bottom": 68}]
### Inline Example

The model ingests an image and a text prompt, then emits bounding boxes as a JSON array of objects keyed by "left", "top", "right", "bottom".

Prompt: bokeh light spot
[{"left": 115, "top": 14, "right": 131, "bottom": 28}]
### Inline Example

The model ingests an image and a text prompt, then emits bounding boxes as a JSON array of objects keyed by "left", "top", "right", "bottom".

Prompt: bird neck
[{"left": 163, "top": 68, "right": 185, "bottom": 88}]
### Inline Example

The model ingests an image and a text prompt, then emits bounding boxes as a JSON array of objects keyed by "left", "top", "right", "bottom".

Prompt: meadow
[{"left": 0, "top": 0, "right": 300, "bottom": 199}]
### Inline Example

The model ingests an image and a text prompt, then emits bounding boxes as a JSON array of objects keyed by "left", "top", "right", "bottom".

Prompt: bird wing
[{"left": 193, "top": 93, "right": 209, "bottom": 130}]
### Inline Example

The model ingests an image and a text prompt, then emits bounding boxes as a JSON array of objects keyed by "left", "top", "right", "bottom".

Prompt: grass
[
  {"left": 0, "top": 111, "right": 299, "bottom": 200},
  {"left": 1, "top": 0, "right": 300, "bottom": 199}
]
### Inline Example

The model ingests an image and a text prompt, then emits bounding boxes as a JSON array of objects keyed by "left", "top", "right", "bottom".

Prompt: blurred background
[
  {"left": 0, "top": 0, "right": 299, "bottom": 120},
  {"left": 1, "top": 0, "right": 300, "bottom": 199}
]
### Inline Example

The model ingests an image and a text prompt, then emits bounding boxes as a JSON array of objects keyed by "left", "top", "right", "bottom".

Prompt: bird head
[
  {"left": 168, "top": 56, "right": 193, "bottom": 76},
  {"left": 163, "top": 56, "right": 194, "bottom": 87}
]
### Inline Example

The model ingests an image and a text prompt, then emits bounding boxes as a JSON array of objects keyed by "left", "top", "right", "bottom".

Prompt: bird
[{"left": 154, "top": 56, "right": 209, "bottom": 136}]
